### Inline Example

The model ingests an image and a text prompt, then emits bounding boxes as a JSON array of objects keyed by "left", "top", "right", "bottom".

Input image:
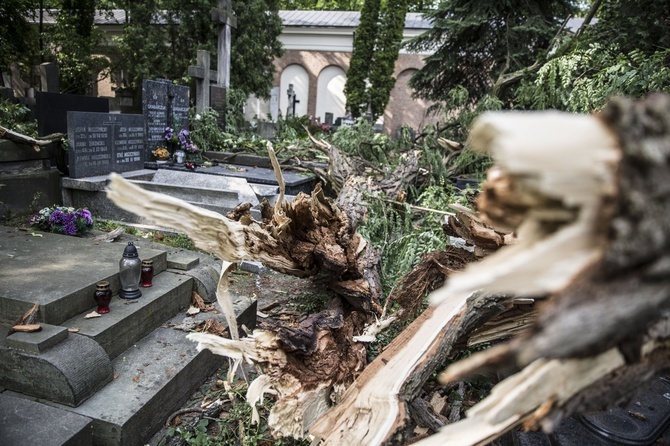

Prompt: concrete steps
[{"left": 0, "top": 228, "right": 256, "bottom": 445}]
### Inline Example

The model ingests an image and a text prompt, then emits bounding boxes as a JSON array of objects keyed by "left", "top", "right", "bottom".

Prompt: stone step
[
  {"left": 44, "top": 297, "right": 257, "bottom": 446},
  {"left": 0, "top": 270, "right": 194, "bottom": 406},
  {"left": 62, "top": 271, "right": 193, "bottom": 360}
]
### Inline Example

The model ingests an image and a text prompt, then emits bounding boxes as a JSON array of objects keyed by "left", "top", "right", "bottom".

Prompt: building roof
[{"left": 279, "top": 10, "right": 432, "bottom": 29}]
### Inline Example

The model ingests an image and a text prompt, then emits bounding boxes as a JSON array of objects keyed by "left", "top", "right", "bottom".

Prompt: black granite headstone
[
  {"left": 36, "top": 92, "right": 109, "bottom": 137},
  {"left": 67, "top": 112, "right": 145, "bottom": 178},
  {"left": 210, "top": 85, "right": 226, "bottom": 128},
  {"left": 169, "top": 83, "right": 190, "bottom": 132},
  {"left": 142, "top": 80, "right": 169, "bottom": 156}
]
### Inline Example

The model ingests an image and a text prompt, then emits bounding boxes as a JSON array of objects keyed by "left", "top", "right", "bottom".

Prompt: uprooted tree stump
[{"left": 107, "top": 142, "right": 434, "bottom": 438}]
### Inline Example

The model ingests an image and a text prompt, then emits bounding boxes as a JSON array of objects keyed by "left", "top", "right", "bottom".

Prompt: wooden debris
[
  {"left": 92, "top": 226, "right": 124, "bottom": 243},
  {"left": 11, "top": 324, "right": 42, "bottom": 333},
  {"left": 7, "top": 303, "right": 40, "bottom": 336},
  {"left": 0, "top": 125, "right": 65, "bottom": 152},
  {"left": 415, "top": 95, "right": 670, "bottom": 444},
  {"left": 186, "top": 306, "right": 201, "bottom": 316},
  {"left": 387, "top": 247, "right": 476, "bottom": 320}
]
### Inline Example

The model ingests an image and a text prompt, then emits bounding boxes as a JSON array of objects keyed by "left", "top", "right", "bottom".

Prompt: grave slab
[
  {"left": 0, "top": 392, "right": 93, "bottom": 446},
  {"left": 0, "top": 229, "right": 167, "bottom": 325},
  {"left": 192, "top": 163, "right": 315, "bottom": 195},
  {"left": 62, "top": 271, "right": 193, "bottom": 360},
  {"left": 57, "top": 297, "right": 256, "bottom": 446},
  {"left": 152, "top": 169, "right": 259, "bottom": 206}
]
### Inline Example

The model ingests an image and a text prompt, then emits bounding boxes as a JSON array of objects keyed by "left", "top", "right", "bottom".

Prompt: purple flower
[
  {"left": 164, "top": 127, "right": 174, "bottom": 141},
  {"left": 178, "top": 129, "right": 189, "bottom": 145},
  {"left": 76, "top": 209, "right": 93, "bottom": 226},
  {"left": 63, "top": 221, "right": 78, "bottom": 236},
  {"left": 49, "top": 210, "right": 64, "bottom": 225}
]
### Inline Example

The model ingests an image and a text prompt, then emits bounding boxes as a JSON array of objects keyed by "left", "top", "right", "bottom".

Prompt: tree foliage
[
  {"left": 405, "top": 0, "right": 575, "bottom": 105},
  {"left": 344, "top": 0, "right": 410, "bottom": 120},
  {"left": 46, "top": 0, "right": 110, "bottom": 94},
  {"left": 515, "top": 0, "right": 670, "bottom": 112},
  {"left": 344, "top": 0, "right": 380, "bottom": 117},
  {"left": 0, "top": 0, "right": 38, "bottom": 73},
  {"left": 119, "top": 0, "right": 282, "bottom": 99},
  {"left": 230, "top": 0, "right": 284, "bottom": 100},
  {"left": 368, "top": 0, "right": 408, "bottom": 119}
]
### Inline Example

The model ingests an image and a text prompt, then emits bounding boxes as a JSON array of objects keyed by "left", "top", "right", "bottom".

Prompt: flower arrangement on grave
[
  {"left": 184, "top": 141, "right": 200, "bottom": 155},
  {"left": 165, "top": 127, "right": 190, "bottom": 147},
  {"left": 151, "top": 147, "right": 170, "bottom": 161},
  {"left": 30, "top": 206, "right": 94, "bottom": 236}
]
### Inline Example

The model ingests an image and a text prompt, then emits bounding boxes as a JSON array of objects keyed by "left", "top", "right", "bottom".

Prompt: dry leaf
[
  {"left": 68, "top": 328, "right": 80, "bottom": 333},
  {"left": 429, "top": 393, "right": 447, "bottom": 415},
  {"left": 113, "top": 373, "right": 119, "bottom": 379},
  {"left": 186, "top": 305, "right": 201, "bottom": 316},
  {"left": 30, "top": 233, "right": 43, "bottom": 237},
  {"left": 192, "top": 291, "right": 206, "bottom": 309},
  {"left": 132, "top": 376, "right": 140, "bottom": 383},
  {"left": 85, "top": 311, "right": 101, "bottom": 319},
  {"left": 12, "top": 324, "right": 41, "bottom": 333}
]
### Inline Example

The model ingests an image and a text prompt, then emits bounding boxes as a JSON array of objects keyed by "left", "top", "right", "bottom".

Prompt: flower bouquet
[
  {"left": 30, "top": 206, "right": 94, "bottom": 236},
  {"left": 152, "top": 146, "right": 170, "bottom": 161}
]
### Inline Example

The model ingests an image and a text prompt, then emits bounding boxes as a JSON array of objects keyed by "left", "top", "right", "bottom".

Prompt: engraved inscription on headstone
[
  {"left": 142, "top": 80, "right": 169, "bottom": 156},
  {"left": 210, "top": 85, "right": 226, "bottom": 128},
  {"left": 169, "top": 83, "right": 190, "bottom": 131},
  {"left": 67, "top": 111, "right": 145, "bottom": 178}
]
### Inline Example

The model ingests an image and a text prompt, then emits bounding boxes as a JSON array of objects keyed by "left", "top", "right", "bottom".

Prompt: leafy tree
[
  {"left": 344, "top": 0, "right": 380, "bottom": 117},
  {"left": 580, "top": 0, "right": 670, "bottom": 54},
  {"left": 405, "top": 0, "right": 575, "bottom": 106},
  {"left": 230, "top": 0, "right": 284, "bottom": 100},
  {"left": 369, "top": 0, "right": 408, "bottom": 119},
  {"left": 119, "top": 0, "right": 282, "bottom": 100},
  {"left": 0, "top": 0, "right": 39, "bottom": 74},
  {"left": 515, "top": 0, "right": 670, "bottom": 113},
  {"left": 345, "top": 0, "right": 411, "bottom": 120},
  {"left": 45, "top": 0, "right": 109, "bottom": 94}
]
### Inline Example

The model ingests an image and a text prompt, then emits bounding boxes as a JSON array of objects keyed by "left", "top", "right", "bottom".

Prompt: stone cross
[
  {"left": 188, "top": 50, "right": 218, "bottom": 113},
  {"left": 212, "top": 0, "right": 237, "bottom": 89}
]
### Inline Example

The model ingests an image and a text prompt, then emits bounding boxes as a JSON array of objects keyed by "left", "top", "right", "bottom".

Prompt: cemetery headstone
[
  {"left": 67, "top": 111, "right": 145, "bottom": 178},
  {"left": 142, "top": 80, "right": 169, "bottom": 155},
  {"left": 37, "top": 63, "right": 59, "bottom": 93},
  {"left": 210, "top": 85, "right": 226, "bottom": 128},
  {"left": 0, "top": 87, "right": 14, "bottom": 101},
  {"left": 36, "top": 91, "right": 109, "bottom": 137},
  {"left": 143, "top": 79, "right": 190, "bottom": 158},
  {"left": 170, "top": 83, "right": 190, "bottom": 131}
]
